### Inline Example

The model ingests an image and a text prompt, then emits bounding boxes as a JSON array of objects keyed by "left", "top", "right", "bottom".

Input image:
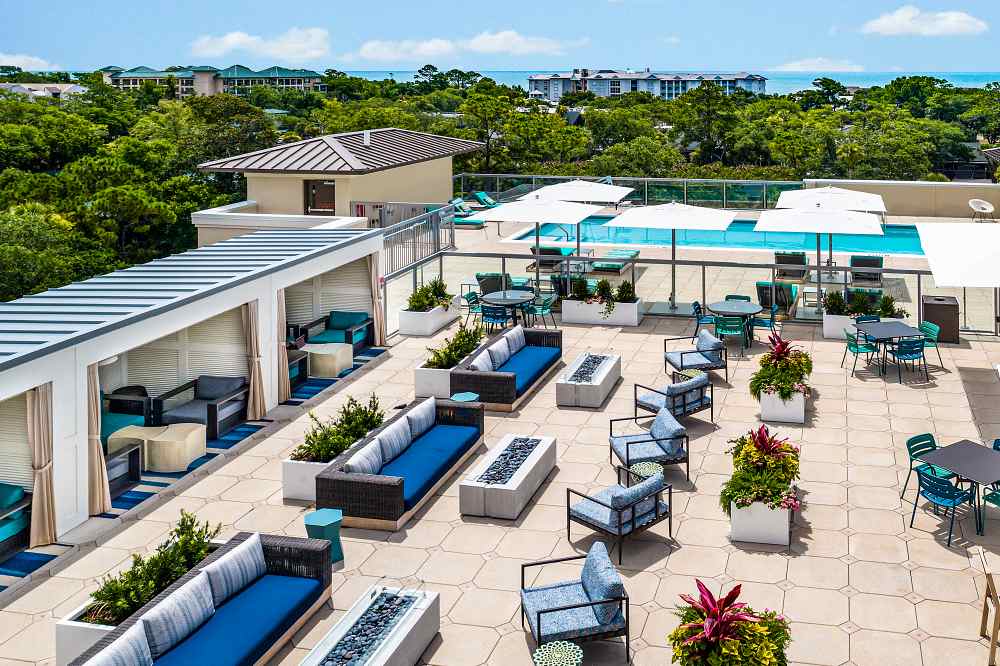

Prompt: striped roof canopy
[{"left": 198, "top": 128, "right": 483, "bottom": 175}]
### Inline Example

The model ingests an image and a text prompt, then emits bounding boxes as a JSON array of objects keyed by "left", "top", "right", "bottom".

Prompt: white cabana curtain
[
  {"left": 86, "top": 365, "right": 112, "bottom": 516},
  {"left": 276, "top": 290, "right": 291, "bottom": 404},
  {"left": 241, "top": 301, "right": 266, "bottom": 420},
  {"left": 368, "top": 254, "right": 386, "bottom": 346},
  {"left": 26, "top": 383, "right": 56, "bottom": 547}
]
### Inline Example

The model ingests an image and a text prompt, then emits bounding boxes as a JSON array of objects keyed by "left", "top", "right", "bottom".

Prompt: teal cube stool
[{"left": 304, "top": 508, "right": 344, "bottom": 564}]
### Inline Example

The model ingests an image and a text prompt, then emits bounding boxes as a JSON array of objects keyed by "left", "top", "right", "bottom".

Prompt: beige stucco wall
[
  {"left": 244, "top": 157, "right": 454, "bottom": 216},
  {"left": 806, "top": 179, "right": 1000, "bottom": 218}
]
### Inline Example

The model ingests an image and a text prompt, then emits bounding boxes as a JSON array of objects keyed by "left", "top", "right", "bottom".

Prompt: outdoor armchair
[
  {"left": 901, "top": 433, "right": 956, "bottom": 499},
  {"left": 152, "top": 375, "right": 248, "bottom": 441},
  {"left": 633, "top": 372, "right": 713, "bottom": 422},
  {"left": 663, "top": 329, "right": 728, "bottom": 382},
  {"left": 0, "top": 483, "right": 30, "bottom": 561},
  {"left": 300, "top": 310, "right": 373, "bottom": 353},
  {"left": 910, "top": 470, "right": 972, "bottom": 547},
  {"left": 841, "top": 328, "right": 878, "bottom": 376},
  {"left": 609, "top": 408, "right": 689, "bottom": 480}
]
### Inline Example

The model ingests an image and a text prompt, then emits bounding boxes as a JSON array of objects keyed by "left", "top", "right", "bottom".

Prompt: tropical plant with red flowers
[
  {"left": 721, "top": 426, "right": 800, "bottom": 515},
  {"left": 749, "top": 333, "right": 812, "bottom": 401},
  {"left": 669, "top": 580, "right": 791, "bottom": 665}
]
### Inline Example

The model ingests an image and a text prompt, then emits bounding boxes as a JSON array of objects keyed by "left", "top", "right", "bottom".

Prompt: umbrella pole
[
  {"left": 828, "top": 233, "right": 833, "bottom": 271},
  {"left": 535, "top": 222, "right": 541, "bottom": 296},
  {"left": 670, "top": 229, "right": 677, "bottom": 310},
  {"left": 816, "top": 233, "right": 823, "bottom": 314},
  {"left": 576, "top": 221, "right": 581, "bottom": 258}
]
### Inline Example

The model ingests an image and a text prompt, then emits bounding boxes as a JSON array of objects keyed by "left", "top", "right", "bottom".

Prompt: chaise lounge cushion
[
  {"left": 154, "top": 574, "right": 322, "bottom": 666},
  {"left": 162, "top": 399, "right": 245, "bottom": 426},
  {"left": 141, "top": 572, "right": 215, "bottom": 659},
  {"left": 89, "top": 621, "right": 153, "bottom": 666},
  {"left": 521, "top": 580, "right": 625, "bottom": 643},
  {"left": 496, "top": 346, "right": 562, "bottom": 396},
  {"left": 581, "top": 542, "right": 626, "bottom": 624},
  {"left": 100, "top": 410, "right": 145, "bottom": 446},
  {"left": 194, "top": 376, "right": 246, "bottom": 401},
  {"left": 201, "top": 532, "right": 266, "bottom": 607},
  {"left": 379, "top": 424, "right": 480, "bottom": 509}
]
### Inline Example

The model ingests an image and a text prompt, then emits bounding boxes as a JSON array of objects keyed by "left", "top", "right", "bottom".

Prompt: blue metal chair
[
  {"left": 901, "top": 433, "right": 956, "bottom": 499},
  {"left": 751, "top": 304, "right": 779, "bottom": 340},
  {"left": 463, "top": 291, "right": 483, "bottom": 326},
  {"left": 481, "top": 304, "right": 511, "bottom": 333},
  {"left": 909, "top": 469, "right": 972, "bottom": 547},
  {"left": 524, "top": 295, "right": 556, "bottom": 328},
  {"left": 690, "top": 301, "right": 715, "bottom": 339},
  {"left": 887, "top": 336, "right": 929, "bottom": 383},
  {"left": 714, "top": 316, "right": 746, "bottom": 354},
  {"left": 854, "top": 314, "right": 880, "bottom": 324},
  {"left": 919, "top": 320, "right": 944, "bottom": 366}
]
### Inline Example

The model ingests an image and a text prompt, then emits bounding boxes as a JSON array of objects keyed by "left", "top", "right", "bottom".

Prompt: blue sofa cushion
[
  {"left": 307, "top": 328, "right": 349, "bottom": 344},
  {"left": 154, "top": 574, "right": 322, "bottom": 666},
  {"left": 379, "top": 424, "right": 480, "bottom": 509},
  {"left": 581, "top": 542, "right": 625, "bottom": 624},
  {"left": 0, "top": 483, "right": 24, "bottom": 511},
  {"left": 521, "top": 580, "right": 625, "bottom": 643},
  {"left": 162, "top": 399, "right": 245, "bottom": 426},
  {"left": 194, "top": 376, "right": 246, "bottom": 401},
  {"left": 201, "top": 533, "right": 266, "bottom": 607},
  {"left": 91, "top": 621, "right": 153, "bottom": 666},
  {"left": 664, "top": 351, "right": 722, "bottom": 370},
  {"left": 101, "top": 411, "right": 145, "bottom": 445},
  {"left": 141, "top": 573, "right": 214, "bottom": 659},
  {"left": 328, "top": 311, "right": 368, "bottom": 330},
  {"left": 497, "top": 345, "right": 561, "bottom": 397},
  {"left": 0, "top": 513, "right": 28, "bottom": 543}
]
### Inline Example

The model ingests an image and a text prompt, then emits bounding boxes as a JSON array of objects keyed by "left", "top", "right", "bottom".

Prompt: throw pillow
[
  {"left": 610, "top": 473, "right": 665, "bottom": 510},
  {"left": 202, "top": 533, "right": 267, "bottom": 607},
  {"left": 141, "top": 572, "right": 215, "bottom": 659},
  {"left": 505, "top": 325, "right": 526, "bottom": 354},
  {"left": 695, "top": 330, "right": 723, "bottom": 353},
  {"left": 344, "top": 440, "right": 383, "bottom": 475},
  {"left": 377, "top": 418, "right": 411, "bottom": 463},
  {"left": 486, "top": 337, "right": 512, "bottom": 368},
  {"left": 405, "top": 397, "right": 436, "bottom": 439},
  {"left": 650, "top": 409, "right": 686, "bottom": 454},
  {"left": 89, "top": 621, "right": 153, "bottom": 666},
  {"left": 580, "top": 542, "right": 625, "bottom": 625},
  {"left": 469, "top": 353, "right": 493, "bottom": 372},
  {"left": 664, "top": 373, "right": 709, "bottom": 396}
]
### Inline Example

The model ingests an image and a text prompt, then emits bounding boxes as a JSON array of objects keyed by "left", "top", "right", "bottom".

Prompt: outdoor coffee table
[
  {"left": 459, "top": 434, "right": 556, "bottom": 519},
  {"left": 918, "top": 439, "right": 1000, "bottom": 535},
  {"left": 302, "top": 342, "right": 353, "bottom": 378},
  {"left": 556, "top": 352, "right": 622, "bottom": 408}
]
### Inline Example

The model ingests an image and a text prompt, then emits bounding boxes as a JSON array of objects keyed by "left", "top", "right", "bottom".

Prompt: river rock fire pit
[
  {"left": 460, "top": 433, "right": 556, "bottom": 519},
  {"left": 556, "top": 352, "right": 621, "bottom": 408}
]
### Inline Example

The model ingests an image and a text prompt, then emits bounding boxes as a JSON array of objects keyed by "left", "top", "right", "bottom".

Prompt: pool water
[{"left": 514, "top": 216, "right": 925, "bottom": 256}]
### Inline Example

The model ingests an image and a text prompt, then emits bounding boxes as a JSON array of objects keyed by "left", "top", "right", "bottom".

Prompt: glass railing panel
[
  {"left": 646, "top": 181, "right": 685, "bottom": 205},
  {"left": 724, "top": 182, "right": 765, "bottom": 210},
  {"left": 764, "top": 182, "right": 803, "bottom": 208},
  {"left": 685, "top": 182, "right": 725, "bottom": 208}
]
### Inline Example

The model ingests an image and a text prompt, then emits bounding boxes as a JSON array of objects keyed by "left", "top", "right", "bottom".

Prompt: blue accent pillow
[
  {"left": 376, "top": 418, "right": 411, "bottom": 463},
  {"left": 344, "top": 440, "right": 383, "bottom": 475},
  {"left": 665, "top": 373, "right": 709, "bottom": 396},
  {"left": 695, "top": 330, "right": 723, "bottom": 352},
  {"left": 406, "top": 397, "right": 436, "bottom": 439},
  {"left": 141, "top": 572, "right": 215, "bottom": 659},
  {"left": 329, "top": 311, "right": 367, "bottom": 329},
  {"left": 650, "top": 409, "right": 685, "bottom": 447},
  {"left": 610, "top": 472, "right": 664, "bottom": 510},
  {"left": 201, "top": 533, "right": 266, "bottom": 607},
  {"left": 487, "top": 338, "right": 512, "bottom": 368},
  {"left": 195, "top": 376, "right": 245, "bottom": 401},
  {"left": 90, "top": 621, "right": 153, "bottom": 666},
  {"left": 505, "top": 326, "right": 526, "bottom": 354},
  {"left": 580, "top": 542, "right": 624, "bottom": 625}
]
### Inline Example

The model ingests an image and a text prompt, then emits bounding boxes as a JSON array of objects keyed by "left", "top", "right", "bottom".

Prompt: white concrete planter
[
  {"left": 414, "top": 364, "right": 453, "bottom": 399},
  {"left": 282, "top": 458, "right": 330, "bottom": 502},
  {"left": 560, "top": 299, "right": 643, "bottom": 326},
  {"left": 759, "top": 391, "right": 805, "bottom": 424},
  {"left": 56, "top": 600, "right": 113, "bottom": 666},
  {"left": 823, "top": 315, "right": 905, "bottom": 339},
  {"left": 398, "top": 299, "right": 460, "bottom": 336},
  {"left": 730, "top": 501, "right": 791, "bottom": 546}
]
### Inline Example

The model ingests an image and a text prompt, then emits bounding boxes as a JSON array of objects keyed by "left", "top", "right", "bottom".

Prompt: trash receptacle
[{"left": 922, "top": 295, "right": 960, "bottom": 343}]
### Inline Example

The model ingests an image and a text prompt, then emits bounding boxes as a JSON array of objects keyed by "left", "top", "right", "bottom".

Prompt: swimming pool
[{"left": 513, "top": 216, "right": 925, "bottom": 256}]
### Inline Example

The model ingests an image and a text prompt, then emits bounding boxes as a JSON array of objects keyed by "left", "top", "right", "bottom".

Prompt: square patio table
[
  {"left": 918, "top": 440, "right": 1000, "bottom": 535},
  {"left": 854, "top": 321, "right": 924, "bottom": 375}
]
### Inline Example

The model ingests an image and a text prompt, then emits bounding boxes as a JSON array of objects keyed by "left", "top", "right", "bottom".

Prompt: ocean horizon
[{"left": 345, "top": 70, "right": 1000, "bottom": 95}]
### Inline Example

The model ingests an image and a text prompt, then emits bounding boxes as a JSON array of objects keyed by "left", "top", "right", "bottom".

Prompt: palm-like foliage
[
  {"left": 748, "top": 425, "right": 796, "bottom": 459},
  {"left": 678, "top": 580, "right": 759, "bottom": 645}
]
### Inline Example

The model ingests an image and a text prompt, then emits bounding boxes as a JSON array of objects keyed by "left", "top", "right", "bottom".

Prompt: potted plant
[
  {"left": 877, "top": 295, "right": 909, "bottom": 320},
  {"left": 398, "top": 277, "right": 459, "bottom": 336},
  {"left": 56, "top": 512, "right": 220, "bottom": 664},
  {"left": 668, "top": 579, "right": 792, "bottom": 664},
  {"left": 415, "top": 323, "right": 485, "bottom": 398},
  {"left": 823, "top": 290, "right": 909, "bottom": 339},
  {"left": 750, "top": 333, "right": 812, "bottom": 423},
  {"left": 720, "top": 425, "right": 801, "bottom": 545},
  {"left": 821, "top": 290, "right": 854, "bottom": 339},
  {"left": 560, "top": 279, "right": 643, "bottom": 326},
  {"left": 282, "top": 394, "right": 384, "bottom": 501}
]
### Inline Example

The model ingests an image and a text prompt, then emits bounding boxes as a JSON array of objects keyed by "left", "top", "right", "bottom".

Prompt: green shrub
[
  {"left": 424, "top": 323, "right": 485, "bottom": 369},
  {"left": 81, "top": 511, "right": 220, "bottom": 626},
  {"left": 847, "top": 290, "right": 873, "bottom": 316},
  {"left": 720, "top": 425, "right": 800, "bottom": 515},
  {"left": 749, "top": 334, "right": 812, "bottom": 401},
  {"left": 614, "top": 280, "right": 637, "bottom": 303},
  {"left": 593, "top": 278, "right": 616, "bottom": 318},
  {"left": 822, "top": 290, "right": 847, "bottom": 316},
  {"left": 289, "top": 394, "right": 384, "bottom": 462},
  {"left": 570, "top": 277, "right": 589, "bottom": 301},
  {"left": 406, "top": 278, "right": 454, "bottom": 312},
  {"left": 877, "top": 294, "right": 909, "bottom": 319}
]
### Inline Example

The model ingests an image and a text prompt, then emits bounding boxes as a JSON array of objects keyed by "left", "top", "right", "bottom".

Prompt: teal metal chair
[
  {"left": 888, "top": 336, "right": 928, "bottom": 383},
  {"left": 841, "top": 328, "right": 877, "bottom": 376},
  {"left": 901, "top": 433, "right": 956, "bottom": 499},
  {"left": 909, "top": 470, "right": 972, "bottom": 547},
  {"left": 463, "top": 291, "right": 483, "bottom": 326},
  {"left": 919, "top": 321, "right": 944, "bottom": 366},
  {"left": 724, "top": 294, "right": 752, "bottom": 302},
  {"left": 751, "top": 304, "right": 779, "bottom": 340},
  {"left": 524, "top": 295, "right": 556, "bottom": 328},
  {"left": 854, "top": 314, "right": 880, "bottom": 324},
  {"left": 690, "top": 301, "right": 716, "bottom": 340},
  {"left": 481, "top": 304, "right": 511, "bottom": 333},
  {"left": 714, "top": 316, "right": 746, "bottom": 353}
]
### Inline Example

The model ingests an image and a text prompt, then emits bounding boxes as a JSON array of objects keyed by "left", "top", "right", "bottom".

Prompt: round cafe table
[
  {"left": 707, "top": 300, "right": 762, "bottom": 347},
  {"left": 481, "top": 289, "right": 535, "bottom": 326}
]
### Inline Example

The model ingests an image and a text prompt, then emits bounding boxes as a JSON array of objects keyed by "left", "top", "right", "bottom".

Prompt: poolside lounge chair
[
  {"left": 472, "top": 191, "right": 500, "bottom": 208},
  {"left": 850, "top": 255, "right": 884, "bottom": 287},
  {"left": 529, "top": 246, "right": 574, "bottom": 271},
  {"left": 755, "top": 281, "right": 799, "bottom": 315},
  {"left": 775, "top": 251, "right": 808, "bottom": 281},
  {"left": 592, "top": 249, "right": 640, "bottom": 275},
  {"left": 449, "top": 198, "right": 485, "bottom": 230}
]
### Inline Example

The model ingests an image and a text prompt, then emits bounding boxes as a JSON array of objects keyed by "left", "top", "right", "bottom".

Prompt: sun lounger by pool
[
  {"left": 850, "top": 255, "right": 883, "bottom": 287},
  {"left": 774, "top": 251, "right": 808, "bottom": 281},
  {"left": 449, "top": 198, "right": 485, "bottom": 229},
  {"left": 472, "top": 191, "right": 500, "bottom": 208},
  {"left": 592, "top": 249, "right": 640, "bottom": 274}
]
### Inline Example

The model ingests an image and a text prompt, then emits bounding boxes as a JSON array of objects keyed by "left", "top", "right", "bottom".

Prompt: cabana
[{"left": 605, "top": 203, "right": 738, "bottom": 309}]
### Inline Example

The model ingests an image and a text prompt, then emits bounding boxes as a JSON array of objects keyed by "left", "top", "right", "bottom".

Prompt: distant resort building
[
  {"left": 98, "top": 64, "right": 326, "bottom": 97},
  {"left": 0, "top": 82, "right": 87, "bottom": 100},
  {"left": 527, "top": 68, "right": 766, "bottom": 103}
]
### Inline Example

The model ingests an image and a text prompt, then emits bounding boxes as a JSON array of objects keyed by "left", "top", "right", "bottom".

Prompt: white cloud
[
  {"left": 0, "top": 53, "right": 60, "bottom": 71},
  {"left": 772, "top": 57, "right": 865, "bottom": 72},
  {"left": 861, "top": 5, "right": 988, "bottom": 36},
  {"left": 190, "top": 27, "right": 329, "bottom": 62},
  {"left": 662, "top": 35, "right": 681, "bottom": 45},
  {"left": 346, "top": 30, "right": 587, "bottom": 62}
]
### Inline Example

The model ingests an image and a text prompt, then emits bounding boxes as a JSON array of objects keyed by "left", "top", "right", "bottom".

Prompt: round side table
[
  {"left": 629, "top": 462, "right": 665, "bottom": 480},
  {"left": 533, "top": 641, "right": 583, "bottom": 666},
  {"left": 450, "top": 392, "right": 480, "bottom": 402}
]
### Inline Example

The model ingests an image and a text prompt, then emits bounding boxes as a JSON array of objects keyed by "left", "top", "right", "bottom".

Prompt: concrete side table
[
  {"left": 305, "top": 508, "right": 344, "bottom": 564},
  {"left": 146, "top": 423, "right": 206, "bottom": 472},
  {"left": 533, "top": 640, "right": 583, "bottom": 665},
  {"left": 302, "top": 343, "right": 353, "bottom": 378}
]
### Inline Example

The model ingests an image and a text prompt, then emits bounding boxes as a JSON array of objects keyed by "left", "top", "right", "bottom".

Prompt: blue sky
[{"left": 2, "top": 1, "right": 997, "bottom": 72}]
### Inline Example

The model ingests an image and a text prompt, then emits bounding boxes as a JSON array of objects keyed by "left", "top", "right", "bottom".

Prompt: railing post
[
  {"left": 683, "top": 181, "right": 688, "bottom": 205},
  {"left": 644, "top": 180, "right": 648, "bottom": 205},
  {"left": 701, "top": 264, "right": 707, "bottom": 308},
  {"left": 763, "top": 182, "right": 768, "bottom": 209},
  {"left": 722, "top": 181, "right": 728, "bottom": 209},
  {"left": 917, "top": 275, "right": 923, "bottom": 324},
  {"left": 501, "top": 257, "right": 507, "bottom": 290}
]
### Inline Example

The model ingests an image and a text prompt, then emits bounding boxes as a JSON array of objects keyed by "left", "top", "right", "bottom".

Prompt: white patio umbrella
[
  {"left": 776, "top": 186, "right": 887, "bottom": 214},
  {"left": 917, "top": 223, "right": 1000, "bottom": 332},
  {"left": 605, "top": 202, "right": 739, "bottom": 308},
  {"left": 520, "top": 180, "right": 635, "bottom": 204}
]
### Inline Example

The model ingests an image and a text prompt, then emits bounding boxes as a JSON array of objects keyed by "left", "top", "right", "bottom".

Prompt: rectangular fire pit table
[
  {"left": 555, "top": 352, "right": 622, "bottom": 408},
  {"left": 459, "top": 434, "right": 556, "bottom": 519}
]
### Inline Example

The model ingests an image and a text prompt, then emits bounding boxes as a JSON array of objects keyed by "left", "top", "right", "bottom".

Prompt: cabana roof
[{"left": 0, "top": 228, "right": 381, "bottom": 372}]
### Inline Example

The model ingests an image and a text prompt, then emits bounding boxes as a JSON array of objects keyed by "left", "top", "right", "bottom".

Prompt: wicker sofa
[
  {"left": 451, "top": 327, "right": 563, "bottom": 411},
  {"left": 71, "top": 532, "right": 330, "bottom": 666},
  {"left": 316, "top": 398, "right": 485, "bottom": 530}
]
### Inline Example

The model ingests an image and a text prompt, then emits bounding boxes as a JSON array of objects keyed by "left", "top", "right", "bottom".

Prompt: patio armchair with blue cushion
[
  {"left": 152, "top": 375, "right": 249, "bottom": 441},
  {"left": 520, "top": 541, "right": 630, "bottom": 660},
  {"left": 472, "top": 191, "right": 500, "bottom": 208},
  {"left": 316, "top": 398, "right": 485, "bottom": 530},
  {"left": 609, "top": 408, "right": 689, "bottom": 480},
  {"left": 567, "top": 468, "right": 672, "bottom": 565},
  {"left": 633, "top": 372, "right": 714, "bottom": 423},
  {"left": 301, "top": 310, "right": 373, "bottom": 354},
  {"left": 664, "top": 329, "right": 728, "bottom": 382},
  {"left": 0, "top": 483, "right": 30, "bottom": 561},
  {"left": 909, "top": 470, "right": 973, "bottom": 547}
]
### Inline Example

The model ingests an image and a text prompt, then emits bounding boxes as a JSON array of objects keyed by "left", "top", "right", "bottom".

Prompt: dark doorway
[{"left": 305, "top": 180, "right": 337, "bottom": 214}]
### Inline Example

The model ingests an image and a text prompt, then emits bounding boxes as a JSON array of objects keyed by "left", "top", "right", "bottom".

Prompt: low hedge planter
[
  {"left": 56, "top": 602, "right": 114, "bottom": 666},
  {"left": 282, "top": 458, "right": 330, "bottom": 502},
  {"left": 759, "top": 391, "right": 805, "bottom": 424},
  {"left": 414, "top": 364, "right": 453, "bottom": 399},
  {"left": 560, "top": 299, "right": 643, "bottom": 326},
  {"left": 730, "top": 501, "right": 791, "bottom": 546},
  {"left": 398, "top": 300, "right": 460, "bottom": 337}
]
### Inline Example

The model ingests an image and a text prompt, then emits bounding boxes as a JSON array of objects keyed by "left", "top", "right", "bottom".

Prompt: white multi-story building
[
  {"left": 99, "top": 64, "right": 327, "bottom": 98},
  {"left": 527, "top": 68, "right": 766, "bottom": 103}
]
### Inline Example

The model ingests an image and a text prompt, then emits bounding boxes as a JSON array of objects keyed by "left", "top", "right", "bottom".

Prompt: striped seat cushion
[
  {"left": 141, "top": 572, "right": 215, "bottom": 659},
  {"left": 202, "top": 533, "right": 267, "bottom": 607}
]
